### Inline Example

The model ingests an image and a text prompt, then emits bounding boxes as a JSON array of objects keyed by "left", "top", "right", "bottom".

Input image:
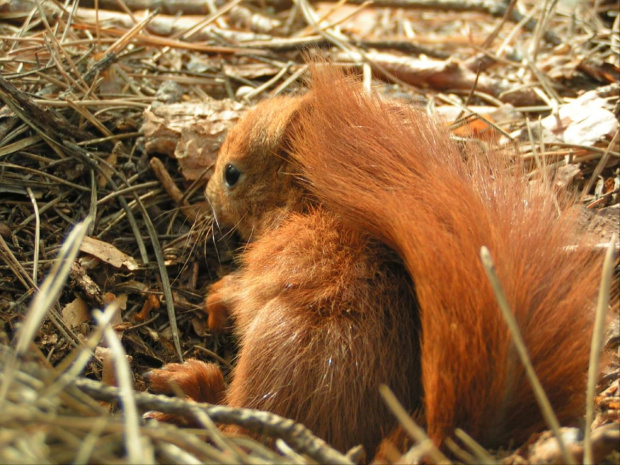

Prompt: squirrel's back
[{"left": 289, "top": 65, "right": 602, "bottom": 447}]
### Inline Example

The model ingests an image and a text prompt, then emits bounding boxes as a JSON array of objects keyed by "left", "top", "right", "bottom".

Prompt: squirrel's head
[{"left": 205, "top": 95, "right": 308, "bottom": 241}]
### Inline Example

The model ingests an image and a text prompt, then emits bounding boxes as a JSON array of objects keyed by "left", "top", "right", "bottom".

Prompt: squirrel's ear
[{"left": 268, "top": 94, "right": 309, "bottom": 155}]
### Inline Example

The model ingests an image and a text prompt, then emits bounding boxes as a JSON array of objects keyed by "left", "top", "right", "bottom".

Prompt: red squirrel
[{"left": 146, "top": 64, "right": 604, "bottom": 457}]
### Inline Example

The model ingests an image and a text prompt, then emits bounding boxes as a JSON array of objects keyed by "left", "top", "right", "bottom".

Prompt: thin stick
[
  {"left": 0, "top": 218, "right": 92, "bottom": 408},
  {"left": 75, "top": 378, "right": 354, "bottom": 465},
  {"left": 26, "top": 188, "right": 40, "bottom": 285},
  {"left": 379, "top": 385, "right": 450, "bottom": 464},
  {"left": 480, "top": 246, "right": 576, "bottom": 465},
  {"left": 97, "top": 304, "right": 153, "bottom": 464},
  {"left": 581, "top": 130, "right": 620, "bottom": 202},
  {"left": 454, "top": 428, "right": 495, "bottom": 464},
  {"left": 243, "top": 62, "right": 293, "bottom": 101},
  {"left": 443, "top": 437, "right": 476, "bottom": 464},
  {"left": 15, "top": 218, "right": 92, "bottom": 357},
  {"left": 584, "top": 233, "right": 618, "bottom": 464}
]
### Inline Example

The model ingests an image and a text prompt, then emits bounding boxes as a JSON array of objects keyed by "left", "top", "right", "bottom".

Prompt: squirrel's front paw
[
  {"left": 205, "top": 278, "right": 232, "bottom": 332},
  {"left": 144, "top": 359, "right": 225, "bottom": 404}
]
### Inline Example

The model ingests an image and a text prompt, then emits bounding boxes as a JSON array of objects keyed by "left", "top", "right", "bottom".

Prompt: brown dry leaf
[
  {"left": 555, "top": 164, "right": 583, "bottom": 189},
  {"left": 436, "top": 105, "right": 521, "bottom": 139},
  {"left": 603, "top": 176, "right": 617, "bottom": 195},
  {"left": 191, "top": 315, "right": 208, "bottom": 337},
  {"left": 370, "top": 54, "right": 484, "bottom": 91},
  {"left": 80, "top": 236, "right": 138, "bottom": 270},
  {"left": 97, "top": 144, "right": 120, "bottom": 189},
  {"left": 142, "top": 98, "right": 244, "bottom": 181},
  {"left": 596, "top": 380, "right": 620, "bottom": 412},
  {"left": 75, "top": 8, "right": 268, "bottom": 42},
  {"left": 539, "top": 91, "right": 618, "bottom": 145},
  {"left": 540, "top": 52, "right": 582, "bottom": 80},
  {"left": 61, "top": 296, "right": 90, "bottom": 327},
  {"left": 98, "top": 63, "right": 125, "bottom": 95},
  {"left": 578, "top": 59, "right": 620, "bottom": 84},
  {"left": 306, "top": 3, "right": 379, "bottom": 37},
  {"left": 103, "top": 292, "right": 127, "bottom": 326},
  {"left": 229, "top": 6, "right": 281, "bottom": 34},
  {"left": 175, "top": 123, "right": 227, "bottom": 181},
  {"left": 115, "top": 293, "right": 128, "bottom": 309},
  {"left": 157, "top": 326, "right": 177, "bottom": 354},
  {"left": 135, "top": 294, "right": 160, "bottom": 321},
  {"left": 0, "top": 222, "right": 12, "bottom": 240},
  {"left": 70, "top": 261, "right": 103, "bottom": 305},
  {"left": 96, "top": 346, "right": 133, "bottom": 389},
  {"left": 338, "top": 51, "right": 529, "bottom": 102},
  {"left": 222, "top": 62, "right": 281, "bottom": 80},
  {"left": 78, "top": 255, "right": 101, "bottom": 270}
]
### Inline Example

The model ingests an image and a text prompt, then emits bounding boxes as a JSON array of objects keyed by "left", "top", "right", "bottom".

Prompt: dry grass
[{"left": 0, "top": 0, "right": 618, "bottom": 463}]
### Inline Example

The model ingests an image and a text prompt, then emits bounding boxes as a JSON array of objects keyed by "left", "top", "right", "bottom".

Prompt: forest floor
[{"left": 0, "top": 0, "right": 618, "bottom": 463}]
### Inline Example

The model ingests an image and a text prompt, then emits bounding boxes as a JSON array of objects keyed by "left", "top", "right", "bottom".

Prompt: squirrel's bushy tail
[{"left": 290, "top": 65, "right": 602, "bottom": 447}]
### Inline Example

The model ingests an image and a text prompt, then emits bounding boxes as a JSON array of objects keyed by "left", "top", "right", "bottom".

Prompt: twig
[
  {"left": 584, "top": 233, "right": 618, "bottom": 464},
  {"left": 334, "top": 0, "right": 562, "bottom": 44},
  {"left": 243, "top": 61, "right": 293, "bottom": 100},
  {"left": 379, "top": 385, "right": 450, "bottom": 464},
  {"left": 63, "top": 142, "right": 150, "bottom": 264},
  {"left": 14, "top": 218, "right": 92, "bottom": 358},
  {"left": 26, "top": 188, "right": 40, "bottom": 285},
  {"left": 97, "top": 304, "right": 153, "bottom": 463},
  {"left": 453, "top": 429, "right": 495, "bottom": 464},
  {"left": 0, "top": 218, "right": 92, "bottom": 408},
  {"left": 73, "top": 377, "right": 354, "bottom": 465},
  {"left": 480, "top": 246, "right": 576, "bottom": 465},
  {"left": 581, "top": 130, "right": 620, "bottom": 202},
  {"left": 0, "top": 77, "right": 96, "bottom": 142}
]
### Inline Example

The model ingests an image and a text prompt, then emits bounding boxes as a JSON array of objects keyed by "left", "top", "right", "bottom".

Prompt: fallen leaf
[
  {"left": 555, "top": 164, "right": 583, "bottom": 189},
  {"left": 191, "top": 316, "right": 208, "bottom": 337},
  {"left": 135, "top": 294, "right": 160, "bottom": 321},
  {"left": 540, "top": 91, "right": 617, "bottom": 145},
  {"left": 103, "top": 292, "right": 127, "bottom": 325},
  {"left": 97, "top": 143, "right": 121, "bottom": 189},
  {"left": 96, "top": 346, "right": 133, "bottom": 388},
  {"left": 142, "top": 97, "right": 244, "bottom": 181},
  {"left": 80, "top": 236, "right": 138, "bottom": 270},
  {"left": 61, "top": 296, "right": 90, "bottom": 327},
  {"left": 436, "top": 105, "right": 521, "bottom": 140}
]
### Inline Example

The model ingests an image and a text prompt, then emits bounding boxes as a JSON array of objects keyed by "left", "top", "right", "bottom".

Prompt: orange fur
[
  {"left": 144, "top": 359, "right": 225, "bottom": 404},
  {"left": 216, "top": 210, "right": 420, "bottom": 452},
  {"left": 143, "top": 360, "right": 226, "bottom": 426},
  {"left": 147, "top": 64, "right": 603, "bottom": 456}
]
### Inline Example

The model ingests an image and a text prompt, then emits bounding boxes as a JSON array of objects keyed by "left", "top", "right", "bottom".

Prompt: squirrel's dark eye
[{"left": 224, "top": 163, "right": 241, "bottom": 188}]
